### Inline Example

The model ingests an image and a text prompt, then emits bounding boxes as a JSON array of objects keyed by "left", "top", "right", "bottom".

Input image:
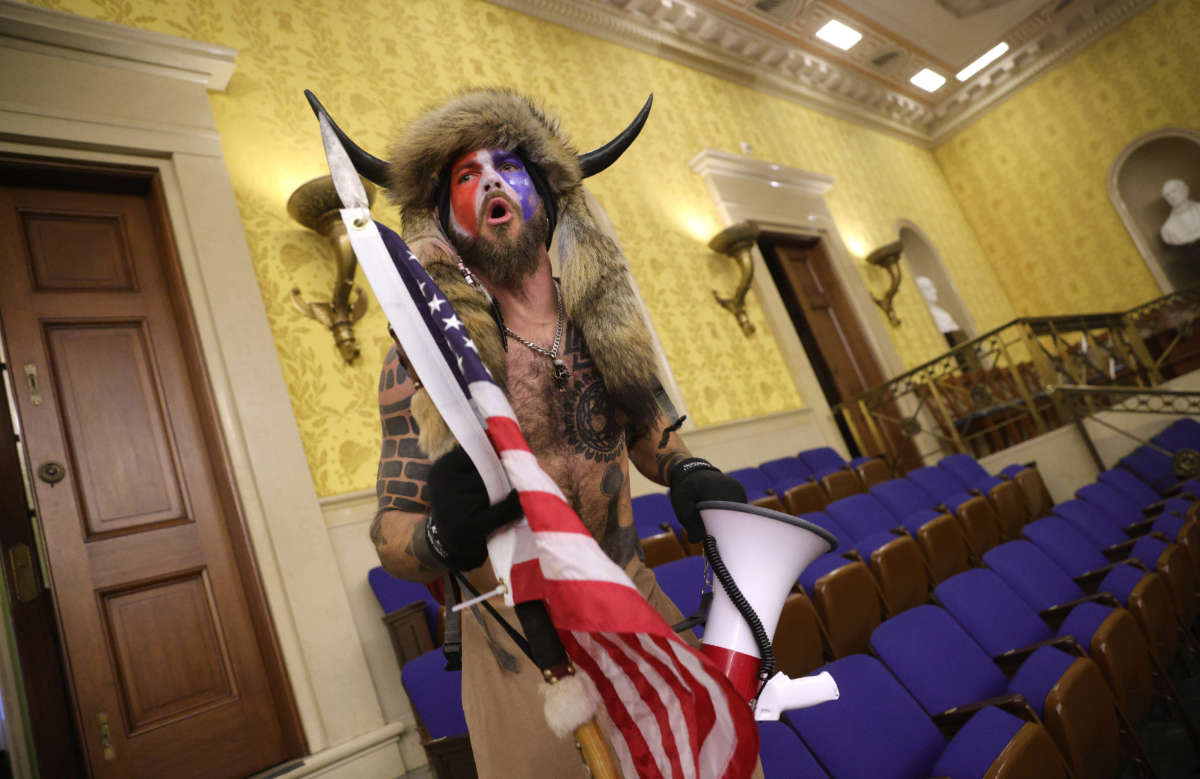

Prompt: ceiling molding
[
  {"left": 927, "top": 0, "right": 1155, "bottom": 143},
  {"left": 488, "top": 0, "right": 1155, "bottom": 147},
  {"left": 0, "top": 0, "right": 237, "bottom": 91}
]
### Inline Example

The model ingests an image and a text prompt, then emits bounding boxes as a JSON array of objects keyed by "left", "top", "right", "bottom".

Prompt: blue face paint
[{"left": 490, "top": 149, "right": 539, "bottom": 220}]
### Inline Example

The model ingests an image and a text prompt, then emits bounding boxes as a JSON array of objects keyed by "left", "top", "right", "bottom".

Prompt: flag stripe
[
  {"left": 601, "top": 633, "right": 690, "bottom": 779},
  {"left": 564, "top": 631, "right": 665, "bottom": 779}
]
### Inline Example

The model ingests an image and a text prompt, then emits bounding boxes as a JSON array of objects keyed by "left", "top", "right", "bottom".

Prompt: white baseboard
[{"left": 252, "top": 723, "right": 410, "bottom": 779}]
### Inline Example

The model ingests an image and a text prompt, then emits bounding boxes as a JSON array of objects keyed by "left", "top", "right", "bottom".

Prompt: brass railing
[
  {"left": 1048, "top": 385, "right": 1200, "bottom": 478},
  {"left": 834, "top": 285, "right": 1200, "bottom": 472}
]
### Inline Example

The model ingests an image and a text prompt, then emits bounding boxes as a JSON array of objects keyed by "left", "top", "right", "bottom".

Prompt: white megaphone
[{"left": 696, "top": 500, "right": 841, "bottom": 721}]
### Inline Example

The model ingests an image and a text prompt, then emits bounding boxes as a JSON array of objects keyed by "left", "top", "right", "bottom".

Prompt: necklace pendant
[{"left": 552, "top": 359, "right": 569, "bottom": 389}]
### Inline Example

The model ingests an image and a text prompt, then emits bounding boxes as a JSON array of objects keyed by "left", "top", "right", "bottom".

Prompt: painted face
[{"left": 447, "top": 147, "right": 540, "bottom": 240}]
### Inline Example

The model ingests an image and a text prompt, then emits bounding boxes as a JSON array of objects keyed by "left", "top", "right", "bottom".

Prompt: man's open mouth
[{"left": 483, "top": 196, "right": 514, "bottom": 226}]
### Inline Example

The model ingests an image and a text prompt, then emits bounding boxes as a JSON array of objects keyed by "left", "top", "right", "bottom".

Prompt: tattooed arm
[
  {"left": 371, "top": 344, "right": 445, "bottom": 582},
  {"left": 627, "top": 408, "right": 692, "bottom": 488}
]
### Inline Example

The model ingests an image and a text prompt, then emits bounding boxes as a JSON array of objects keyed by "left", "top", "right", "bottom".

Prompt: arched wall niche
[
  {"left": 1109, "top": 127, "right": 1200, "bottom": 293},
  {"left": 896, "top": 219, "right": 978, "bottom": 343}
]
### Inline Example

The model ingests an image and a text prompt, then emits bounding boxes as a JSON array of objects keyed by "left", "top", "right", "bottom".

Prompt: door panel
[
  {"left": 0, "top": 164, "right": 300, "bottom": 778},
  {"left": 20, "top": 208, "right": 138, "bottom": 291},
  {"left": 47, "top": 321, "right": 187, "bottom": 534}
]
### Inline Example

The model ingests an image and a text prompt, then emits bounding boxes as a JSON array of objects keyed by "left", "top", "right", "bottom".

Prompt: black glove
[
  {"left": 668, "top": 458, "right": 747, "bottom": 542},
  {"left": 425, "top": 447, "right": 522, "bottom": 570}
]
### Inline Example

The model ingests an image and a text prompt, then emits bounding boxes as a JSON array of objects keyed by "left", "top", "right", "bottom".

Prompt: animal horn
[
  {"left": 304, "top": 89, "right": 391, "bottom": 187},
  {"left": 578, "top": 95, "right": 653, "bottom": 178}
]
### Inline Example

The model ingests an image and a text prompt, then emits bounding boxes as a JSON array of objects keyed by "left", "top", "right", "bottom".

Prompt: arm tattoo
[
  {"left": 598, "top": 463, "right": 641, "bottom": 566},
  {"left": 376, "top": 348, "right": 431, "bottom": 512},
  {"left": 403, "top": 516, "right": 444, "bottom": 574},
  {"left": 374, "top": 346, "right": 435, "bottom": 554},
  {"left": 655, "top": 451, "right": 688, "bottom": 484}
]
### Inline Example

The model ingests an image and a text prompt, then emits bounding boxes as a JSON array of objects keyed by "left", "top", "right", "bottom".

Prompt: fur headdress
[{"left": 308, "top": 89, "right": 661, "bottom": 457}]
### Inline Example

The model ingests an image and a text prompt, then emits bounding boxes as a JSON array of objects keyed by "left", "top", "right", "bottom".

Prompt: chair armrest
[
  {"left": 994, "top": 636, "right": 1085, "bottom": 672},
  {"left": 1123, "top": 517, "right": 1155, "bottom": 537},
  {"left": 1142, "top": 501, "right": 1167, "bottom": 517},
  {"left": 1039, "top": 593, "right": 1120, "bottom": 623},
  {"left": 1075, "top": 558, "right": 1146, "bottom": 591},
  {"left": 933, "top": 694, "right": 1038, "bottom": 731},
  {"left": 1101, "top": 538, "right": 1137, "bottom": 562}
]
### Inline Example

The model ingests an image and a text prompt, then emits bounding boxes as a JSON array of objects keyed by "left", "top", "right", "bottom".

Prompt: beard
[{"left": 452, "top": 198, "right": 549, "bottom": 288}]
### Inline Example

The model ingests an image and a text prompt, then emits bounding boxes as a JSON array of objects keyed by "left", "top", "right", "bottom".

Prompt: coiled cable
[{"left": 702, "top": 534, "right": 774, "bottom": 700}]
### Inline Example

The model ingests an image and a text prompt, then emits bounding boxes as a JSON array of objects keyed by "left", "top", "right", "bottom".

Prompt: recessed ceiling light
[
  {"left": 956, "top": 42, "right": 1009, "bottom": 81},
  {"left": 815, "top": 19, "right": 863, "bottom": 51},
  {"left": 910, "top": 68, "right": 947, "bottom": 92}
]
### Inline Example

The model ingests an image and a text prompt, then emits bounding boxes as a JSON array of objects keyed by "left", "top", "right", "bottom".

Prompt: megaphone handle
[{"left": 702, "top": 534, "right": 775, "bottom": 696}]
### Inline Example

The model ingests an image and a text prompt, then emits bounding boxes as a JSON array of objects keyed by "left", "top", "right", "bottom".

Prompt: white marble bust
[
  {"left": 1160, "top": 179, "right": 1200, "bottom": 246},
  {"left": 916, "top": 275, "right": 961, "bottom": 334}
]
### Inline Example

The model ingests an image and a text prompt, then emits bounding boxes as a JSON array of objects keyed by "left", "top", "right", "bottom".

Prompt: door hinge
[
  {"left": 23, "top": 363, "right": 41, "bottom": 406},
  {"left": 97, "top": 712, "right": 116, "bottom": 761},
  {"left": 7, "top": 544, "right": 38, "bottom": 604}
]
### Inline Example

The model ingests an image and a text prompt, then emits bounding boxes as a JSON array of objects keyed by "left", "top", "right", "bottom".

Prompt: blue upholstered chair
[
  {"left": 869, "top": 604, "right": 1122, "bottom": 779},
  {"left": 783, "top": 654, "right": 1072, "bottom": 779}
]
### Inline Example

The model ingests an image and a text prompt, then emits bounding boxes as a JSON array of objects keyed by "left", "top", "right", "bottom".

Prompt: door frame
[
  {"left": 690, "top": 148, "right": 905, "bottom": 455},
  {"left": 0, "top": 3, "right": 400, "bottom": 771}
]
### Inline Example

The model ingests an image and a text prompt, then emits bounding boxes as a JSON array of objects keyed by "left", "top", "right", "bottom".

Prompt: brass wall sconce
[
  {"left": 708, "top": 221, "right": 761, "bottom": 336},
  {"left": 866, "top": 240, "right": 904, "bottom": 327},
  {"left": 288, "top": 175, "right": 376, "bottom": 362}
]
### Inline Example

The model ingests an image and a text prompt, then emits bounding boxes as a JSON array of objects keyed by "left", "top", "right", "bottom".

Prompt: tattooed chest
[{"left": 505, "top": 323, "right": 629, "bottom": 538}]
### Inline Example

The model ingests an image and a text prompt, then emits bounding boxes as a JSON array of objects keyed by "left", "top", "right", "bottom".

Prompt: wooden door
[
  {"left": 760, "top": 236, "right": 919, "bottom": 470},
  {"left": 0, "top": 158, "right": 303, "bottom": 778}
]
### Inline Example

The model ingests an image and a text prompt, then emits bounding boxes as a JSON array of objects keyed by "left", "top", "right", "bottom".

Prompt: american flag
[{"left": 371, "top": 222, "right": 759, "bottom": 778}]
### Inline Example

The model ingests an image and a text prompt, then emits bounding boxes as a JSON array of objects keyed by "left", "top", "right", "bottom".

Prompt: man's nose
[{"left": 481, "top": 166, "right": 504, "bottom": 191}]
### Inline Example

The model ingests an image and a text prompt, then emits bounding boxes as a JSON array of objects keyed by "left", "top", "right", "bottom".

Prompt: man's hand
[
  {"left": 426, "top": 447, "right": 522, "bottom": 570},
  {"left": 667, "top": 458, "right": 747, "bottom": 542}
]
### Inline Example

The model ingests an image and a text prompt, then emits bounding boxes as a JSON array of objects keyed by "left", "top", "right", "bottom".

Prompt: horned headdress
[{"left": 306, "top": 89, "right": 661, "bottom": 457}]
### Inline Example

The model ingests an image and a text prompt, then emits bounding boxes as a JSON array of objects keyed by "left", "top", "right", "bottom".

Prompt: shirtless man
[{"left": 361, "top": 91, "right": 747, "bottom": 777}]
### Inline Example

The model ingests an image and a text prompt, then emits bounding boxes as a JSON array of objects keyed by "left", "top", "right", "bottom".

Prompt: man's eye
[
  {"left": 500, "top": 162, "right": 518, "bottom": 171},
  {"left": 458, "top": 172, "right": 476, "bottom": 183}
]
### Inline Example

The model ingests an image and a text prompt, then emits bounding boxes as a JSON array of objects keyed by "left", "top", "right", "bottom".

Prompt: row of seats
[
  {"left": 373, "top": 421, "right": 1200, "bottom": 777},
  {"left": 633, "top": 447, "right": 895, "bottom": 568},
  {"left": 651, "top": 419, "right": 1200, "bottom": 777}
]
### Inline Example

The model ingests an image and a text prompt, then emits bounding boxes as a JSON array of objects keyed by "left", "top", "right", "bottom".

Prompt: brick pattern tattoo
[{"left": 373, "top": 345, "right": 433, "bottom": 548}]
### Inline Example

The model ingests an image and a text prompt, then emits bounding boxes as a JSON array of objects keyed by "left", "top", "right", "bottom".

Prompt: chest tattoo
[{"left": 561, "top": 326, "right": 624, "bottom": 463}]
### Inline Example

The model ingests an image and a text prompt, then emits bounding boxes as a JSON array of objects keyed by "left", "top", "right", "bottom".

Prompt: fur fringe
[
  {"left": 557, "top": 189, "right": 659, "bottom": 428},
  {"left": 387, "top": 89, "right": 579, "bottom": 215}
]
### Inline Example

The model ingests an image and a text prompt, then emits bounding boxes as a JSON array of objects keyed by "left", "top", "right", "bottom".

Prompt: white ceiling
[
  {"left": 488, "top": 0, "right": 1151, "bottom": 145},
  {"left": 839, "top": 0, "right": 1046, "bottom": 67}
]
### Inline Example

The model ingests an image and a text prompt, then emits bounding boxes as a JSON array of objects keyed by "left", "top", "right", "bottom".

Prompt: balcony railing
[{"left": 834, "top": 285, "right": 1200, "bottom": 473}]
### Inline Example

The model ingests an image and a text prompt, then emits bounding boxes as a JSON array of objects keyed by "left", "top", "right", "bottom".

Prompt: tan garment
[{"left": 460, "top": 559, "right": 688, "bottom": 778}]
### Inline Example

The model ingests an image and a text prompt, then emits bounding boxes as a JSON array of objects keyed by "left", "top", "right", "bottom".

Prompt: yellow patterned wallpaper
[
  {"left": 28, "top": 0, "right": 1010, "bottom": 496},
  {"left": 935, "top": 0, "right": 1200, "bottom": 316}
]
